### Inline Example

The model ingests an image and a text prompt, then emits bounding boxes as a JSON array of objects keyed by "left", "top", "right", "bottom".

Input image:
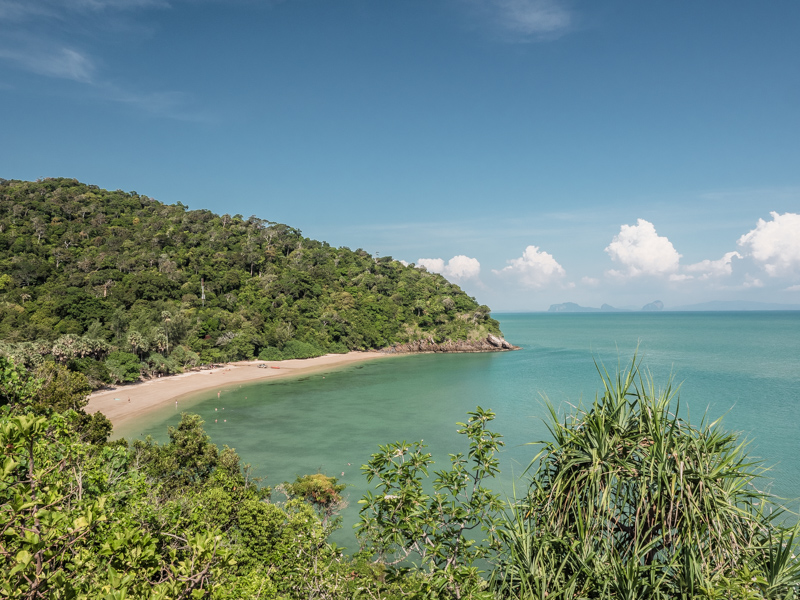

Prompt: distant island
[
  {"left": 548, "top": 300, "right": 663, "bottom": 313},
  {"left": 549, "top": 300, "right": 800, "bottom": 312}
]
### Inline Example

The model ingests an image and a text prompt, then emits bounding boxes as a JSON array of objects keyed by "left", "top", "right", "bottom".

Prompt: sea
[{"left": 119, "top": 311, "right": 800, "bottom": 549}]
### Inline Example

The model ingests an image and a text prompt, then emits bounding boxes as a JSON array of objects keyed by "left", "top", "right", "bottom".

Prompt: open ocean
[{"left": 122, "top": 311, "right": 800, "bottom": 548}]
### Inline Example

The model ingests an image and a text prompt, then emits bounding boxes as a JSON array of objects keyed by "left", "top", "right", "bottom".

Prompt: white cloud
[
  {"left": 786, "top": 284, "right": 800, "bottom": 292},
  {"left": 0, "top": 0, "right": 166, "bottom": 20},
  {"left": 444, "top": 255, "right": 481, "bottom": 280},
  {"left": 581, "top": 276, "right": 599, "bottom": 286},
  {"left": 743, "top": 275, "right": 764, "bottom": 289},
  {"left": 492, "top": 0, "right": 571, "bottom": 35},
  {"left": 417, "top": 257, "right": 445, "bottom": 274},
  {"left": 0, "top": 46, "right": 95, "bottom": 82},
  {"left": 493, "top": 245, "right": 565, "bottom": 288},
  {"left": 71, "top": 0, "right": 168, "bottom": 10},
  {"left": 737, "top": 212, "right": 800, "bottom": 277},
  {"left": 605, "top": 219, "right": 681, "bottom": 278},
  {"left": 418, "top": 255, "right": 481, "bottom": 281},
  {"left": 0, "top": 0, "right": 204, "bottom": 119},
  {"left": 460, "top": 0, "right": 571, "bottom": 41},
  {"left": 685, "top": 251, "right": 742, "bottom": 280}
]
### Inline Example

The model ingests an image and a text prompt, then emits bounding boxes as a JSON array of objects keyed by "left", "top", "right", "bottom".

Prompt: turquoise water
[{"left": 122, "top": 312, "right": 800, "bottom": 548}]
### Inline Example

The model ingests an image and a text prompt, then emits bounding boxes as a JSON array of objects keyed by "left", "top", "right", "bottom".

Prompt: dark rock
[{"left": 381, "top": 335, "right": 520, "bottom": 354}]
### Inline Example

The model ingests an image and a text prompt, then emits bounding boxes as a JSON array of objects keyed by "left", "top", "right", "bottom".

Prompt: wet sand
[{"left": 85, "top": 352, "right": 388, "bottom": 430}]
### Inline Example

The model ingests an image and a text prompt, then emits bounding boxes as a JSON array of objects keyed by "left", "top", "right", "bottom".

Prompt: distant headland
[{"left": 548, "top": 300, "right": 800, "bottom": 312}]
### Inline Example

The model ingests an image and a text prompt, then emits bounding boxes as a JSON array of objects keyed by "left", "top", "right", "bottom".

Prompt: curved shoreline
[{"left": 86, "top": 352, "right": 389, "bottom": 431}]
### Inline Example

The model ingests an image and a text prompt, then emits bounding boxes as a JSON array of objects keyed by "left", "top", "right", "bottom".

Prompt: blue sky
[{"left": 1, "top": 0, "right": 799, "bottom": 311}]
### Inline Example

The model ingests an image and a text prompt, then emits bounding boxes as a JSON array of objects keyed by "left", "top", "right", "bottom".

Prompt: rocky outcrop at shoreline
[{"left": 381, "top": 335, "right": 520, "bottom": 354}]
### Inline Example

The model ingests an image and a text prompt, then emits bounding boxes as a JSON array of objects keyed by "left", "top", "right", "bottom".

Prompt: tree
[
  {"left": 282, "top": 473, "right": 346, "bottom": 527},
  {"left": 358, "top": 407, "right": 504, "bottom": 598},
  {"left": 30, "top": 361, "right": 92, "bottom": 414},
  {"left": 0, "top": 356, "right": 41, "bottom": 409},
  {"left": 493, "top": 358, "right": 800, "bottom": 599},
  {"left": 104, "top": 351, "right": 141, "bottom": 383}
]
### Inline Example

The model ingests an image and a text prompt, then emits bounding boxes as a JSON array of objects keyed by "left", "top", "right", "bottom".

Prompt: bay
[{"left": 122, "top": 311, "right": 800, "bottom": 548}]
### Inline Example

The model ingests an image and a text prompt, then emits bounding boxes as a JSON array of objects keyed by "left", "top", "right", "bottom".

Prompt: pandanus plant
[{"left": 494, "top": 357, "right": 800, "bottom": 599}]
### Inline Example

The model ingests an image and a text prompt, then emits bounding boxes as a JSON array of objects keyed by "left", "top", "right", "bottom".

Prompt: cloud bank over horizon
[{"left": 413, "top": 212, "right": 800, "bottom": 310}]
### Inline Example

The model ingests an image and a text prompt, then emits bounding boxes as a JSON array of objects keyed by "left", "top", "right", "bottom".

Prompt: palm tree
[
  {"left": 127, "top": 331, "right": 148, "bottom": 359},
  {"left": 161, "top": 311, "right": 172, "bottom": 355}
]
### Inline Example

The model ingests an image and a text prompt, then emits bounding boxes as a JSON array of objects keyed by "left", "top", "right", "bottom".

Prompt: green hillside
[{"left": 0, "top": 177, "right": 501, "bottom": 384}]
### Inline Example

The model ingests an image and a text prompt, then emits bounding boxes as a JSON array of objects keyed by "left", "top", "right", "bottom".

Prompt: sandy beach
[{"left": 86, "top": 351, "right": 388, "bottom": 430}]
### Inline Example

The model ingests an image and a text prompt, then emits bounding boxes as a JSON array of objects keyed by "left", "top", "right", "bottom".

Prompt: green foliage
[
  {"left": 0, "top": 177, "right": 503, "bottom": 383},
  {"left": 104, "top": 350, "right": 141, "bottom": 383},
  {"left": 283, "top": 473, "right": 347, "bottom": 526},
  {"left": 0, "top": 355, "right": 41, "bottom": 408},
  {"left": 67, "top": 356, "right": 112, "bottom": 386},
  {"left": 492, "top": 357, "right": 800, "bottom": 599},
  {"left": 0, "top": 360, "right": 413, "bottom": 599},
  {"left": 358, "top": 407, "right": 504, "bottom": 598},
  {"left": 133, "top": 413, "right": 221, "bottom": 493},
  {"left": 30, "top": 361, "right": 92, "bottom": 414}
]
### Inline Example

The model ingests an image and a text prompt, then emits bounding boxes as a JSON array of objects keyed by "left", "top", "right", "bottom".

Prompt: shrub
[
  {"left": 281, "top": 339, "right": 325, "bottom": 359},
  {"left": 257, "top": 346, "right": 284, "bottom": 361},
  {"left": 104, "top": 350, "right": 141, "bottom": 383},
  {"left": 493, "top": 358, "right": 800, "bottom": 599},
  {"left": 68, "top": 356, "right": 112, "bottom": 386}
]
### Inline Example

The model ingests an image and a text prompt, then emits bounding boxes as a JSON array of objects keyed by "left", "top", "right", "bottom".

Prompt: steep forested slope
[{"left": 0, "top": 178, "right": 502, "bottom": 384}]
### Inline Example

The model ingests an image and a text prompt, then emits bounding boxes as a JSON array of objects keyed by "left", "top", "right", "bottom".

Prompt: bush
[
  {"left": 326, "top": 342, "right": 349, "bottom": 354},
  {"left": 145, "top": 352, "right": 181, "bottom": 376},
  {"left": 68, "top": 356, "right": 112, "bottom": 386},
  {"left": 104, "top": 351, "right": 141, "bottom": 383},
  {"left": 493, "top": 358, "right": 800, "bottom": 599},
  {"left": 170, "top": 345, "right": 200, "bottom": 369},
  {"left": 258, "top": 341, "right": 326, "bottom": 361},
  {"left": 257, "top": 346, "right": 284, "bottom": 361},
  {"left": 281, "top": 340, "right": 325, "bottom": 360}
]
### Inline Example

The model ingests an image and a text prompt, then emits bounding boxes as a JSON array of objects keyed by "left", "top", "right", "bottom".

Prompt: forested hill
[{"left": 0, "top": 177, "right": 503, "bottom": 384}]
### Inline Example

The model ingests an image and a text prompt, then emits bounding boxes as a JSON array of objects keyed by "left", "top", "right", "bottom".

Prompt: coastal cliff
[{"left": 382, "top": 334, "right": 519, "bottom": 354}]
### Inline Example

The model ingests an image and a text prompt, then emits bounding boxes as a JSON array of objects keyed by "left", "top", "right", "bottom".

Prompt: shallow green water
[{"left": 122, "top": 311, "right": 800, "bottom": 548}]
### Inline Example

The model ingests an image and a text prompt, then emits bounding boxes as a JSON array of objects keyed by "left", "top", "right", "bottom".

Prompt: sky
[{"left": 1, "top": 0, "right": 799, "bottom": 311}]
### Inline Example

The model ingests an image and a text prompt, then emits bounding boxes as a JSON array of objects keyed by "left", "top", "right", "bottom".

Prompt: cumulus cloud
[
  {"left": 685, "top": 251, "right": 742, "bottom": 280},
  {"left": 417, "top": 255, "right": 481, "bottom": 281},
  {"left": 743, "top": 275, "right": 764, "bottom": 289},
  {"left": 605, "top": 219, "right": 681, "bottom": 278},
  {"left": 493, "top": 245, "right": 565, "bottom": 288},
  {"left": 417, "top": 257, "right": 445, "bottom": 274},
  {"left": 737, "top": 212, "right": 800, "bottom": 277}
]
